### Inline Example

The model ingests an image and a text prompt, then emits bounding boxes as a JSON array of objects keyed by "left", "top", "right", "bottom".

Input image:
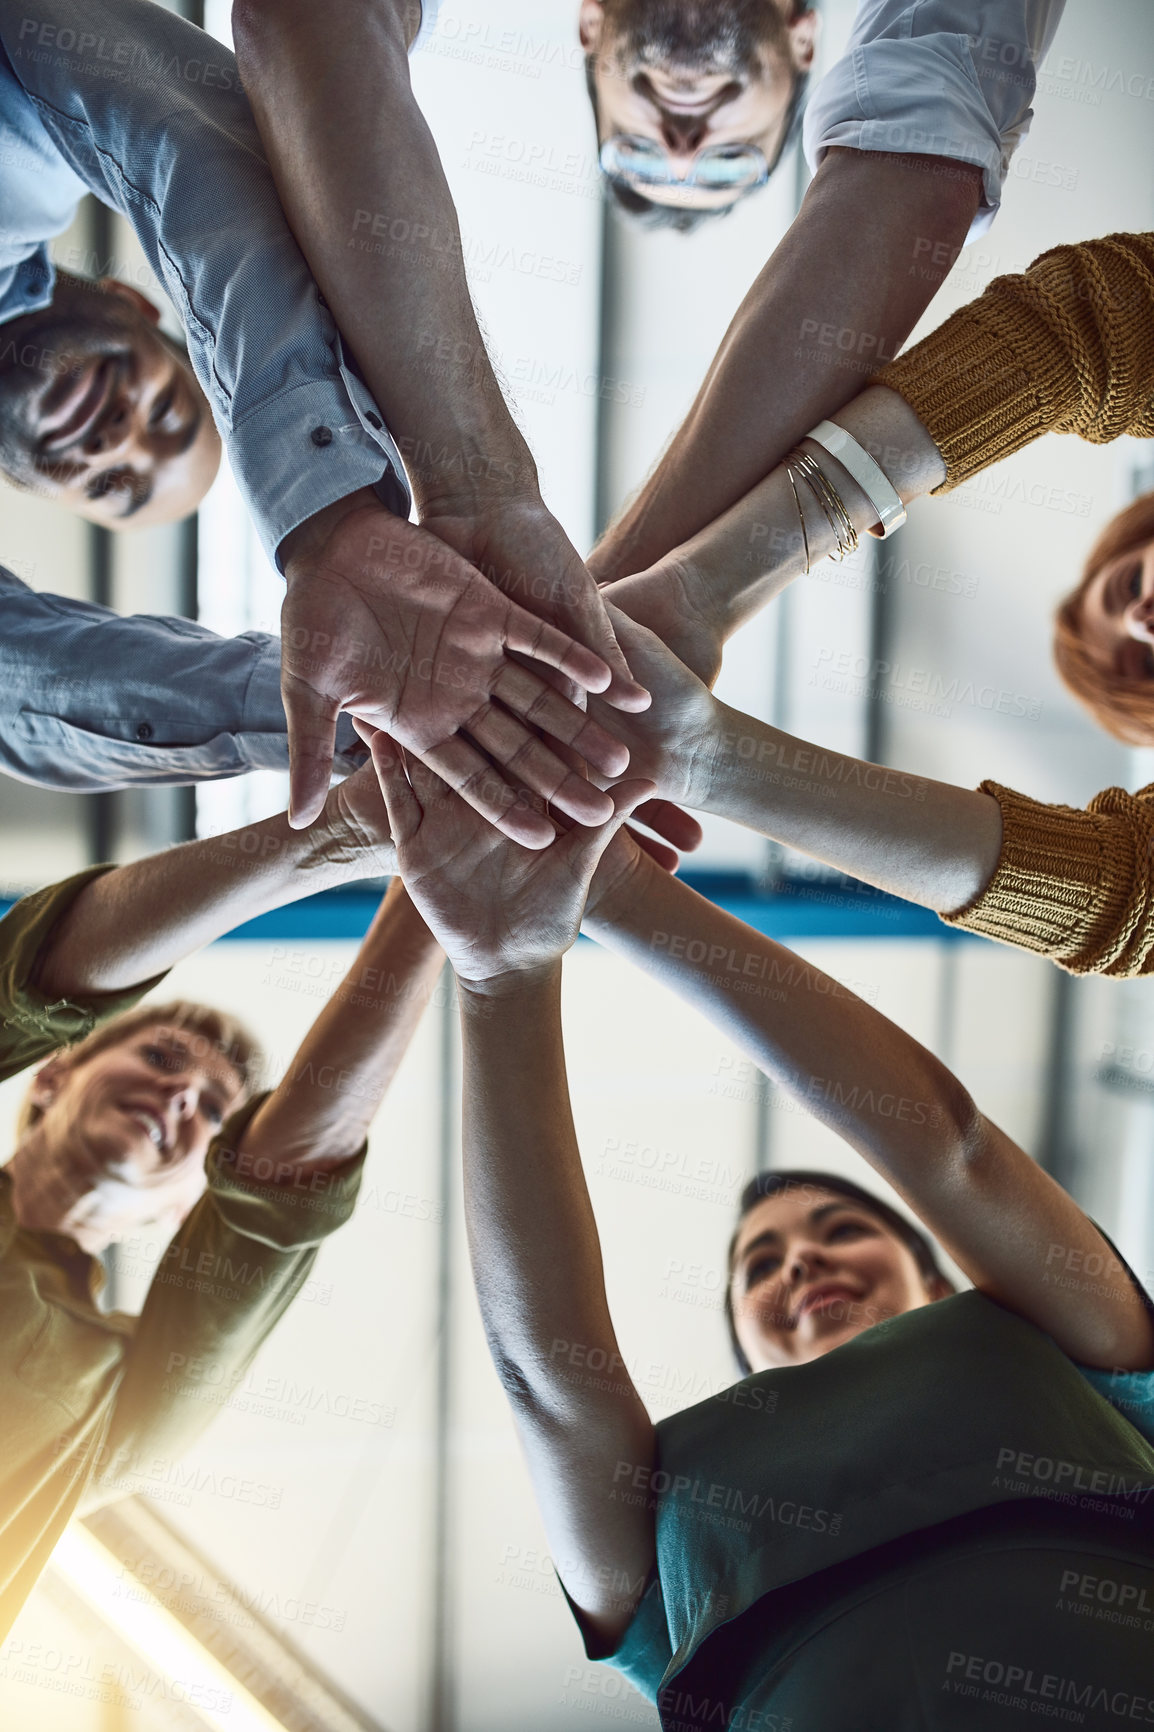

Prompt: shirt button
[
  {"left": 365, "top": 412, "right": 383, "bottom": 430},
  {"left": 136, "top": 722, "right": 154, "bottom": 741},
  {"left": 311, "top": 426, "right": 334, "bottom": 447}
]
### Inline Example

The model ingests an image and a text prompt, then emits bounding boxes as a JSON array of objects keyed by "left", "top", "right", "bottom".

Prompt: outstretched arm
[
  {"left": 587, "top": 608, "right": 1003, "bottom": 914},
  {"left": 605, "top": 230, "right": 1154, "bottom": 683},
  {"left": 237, "top": 878, "right": 443, "bottom": 1177},
  {"left": 31, "top": 760, "right": 395, "bottom": 1001},
  {"left": 372, "top": 738, "right": 657, "bottom": 1647},
  {"left": 590, "top": 148, "right": 981, "bottom": 586},
  {"left": 232, "top": 0, "right": 645, "bottom": 722},
  {"left": 584, "top": 846, "right": 1154, "bottom": 1373}
]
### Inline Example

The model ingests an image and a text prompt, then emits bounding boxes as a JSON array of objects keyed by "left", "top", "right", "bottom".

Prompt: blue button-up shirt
[
  {"left": 0, "top": 0, "right": 414, "bottom": 565},
  {"left": 0, "top": 565, "right": 366, "bottom": 791}
]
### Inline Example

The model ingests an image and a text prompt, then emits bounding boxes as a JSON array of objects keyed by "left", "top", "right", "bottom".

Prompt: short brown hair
[
  {"left": 1053, "top": 491, "right": 1154, "bottom": 743},
  {"left": 15, "top": 1001, "right": 262, "bottom": 1141}
]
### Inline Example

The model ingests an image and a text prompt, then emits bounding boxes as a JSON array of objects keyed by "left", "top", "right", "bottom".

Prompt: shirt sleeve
[
  {"left": 874, "top": 232, "right": 1154, "bottom": 489},
  {"left": 0, "top": 0, "right": 412, "bottom": 567},
  {"left": 804, "top": 0, "right": 1066, "bottom": 240},
  {"left": 941, "top": 781, "right": 1154, "bottom": 979},
  {"left": 0, "top": 565, "right": 365, "bottom": 789},
  {"left": 90, "top": 1090, "right": 366, "bottom": 1499},
  {"left": 0, "top": 868, "right": 169, "bottom": 1084}
]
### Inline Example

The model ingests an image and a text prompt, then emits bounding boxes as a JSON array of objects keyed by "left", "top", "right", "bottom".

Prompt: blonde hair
[
  {"left": 1053, "top": 491, "right": 1154, "bottom": 743},
  {"left": 15, "top": 1000, "right": 262, "bottom": 1142}
]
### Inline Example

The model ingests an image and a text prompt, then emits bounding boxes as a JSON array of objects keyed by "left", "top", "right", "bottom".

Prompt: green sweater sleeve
[
  {"left": 874, "top": 232, "right": 1154, "bottom": 490},
  {"left": 91, "top": 1091, "right": 365, "bottom": 1499},
  {"left": 0, "top": 869, "right": 168, "bottom": 1083},
  {"left": 941, "top": 780, "right": 1154, "bottom": 977}
]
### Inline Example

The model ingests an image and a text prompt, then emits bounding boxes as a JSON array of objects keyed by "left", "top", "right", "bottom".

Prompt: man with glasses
[
  {"left": 587, "top": 0, "right": 1068, "bottom": 613},
  {"left": 581, "top": 1, "right": 1062, "bottom": 234},
  {"left": 582, "top": 0, "right": 817, "bottom": 231}
]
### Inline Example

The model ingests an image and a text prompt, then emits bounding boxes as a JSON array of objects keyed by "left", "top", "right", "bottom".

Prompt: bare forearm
[
  {"left": 585, "top": 856, "right": 973, "bottom": 1183},
  {"left": 670, "top": 384, "right": 945, "bottom": 643},
  {"left": 33, "top": 811, "right": 385, "bottom": 1001},
  {"left": 702, "top": 701, "right": 1002, "bottom": 914},
  {"left": 459, "top": 971, "right": 624, "bottom": 1387},
  {"left": 590, "top": 149, "right": 980, "bottom": 583},
  {"left": 240, "top": 881, "right": 443, "bottom": 1172},
  {"left": 233, "top": 0, "right": 536, "bottom": 512},
  {"left": 458, "top": 970, "right": 654, "bottom": 1627}
]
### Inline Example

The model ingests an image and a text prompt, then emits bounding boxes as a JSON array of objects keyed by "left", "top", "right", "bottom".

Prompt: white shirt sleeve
[{"left": 803, "top": 0, "right": 1067, "bottom": 240}]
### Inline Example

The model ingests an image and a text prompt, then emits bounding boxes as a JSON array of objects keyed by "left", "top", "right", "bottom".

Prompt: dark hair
[
  {"left": 584, "top": 58, "right": 810, "bottom": 235},
  {"left": 723, "top": 1169, "right": 952, "bottom": 1373}
]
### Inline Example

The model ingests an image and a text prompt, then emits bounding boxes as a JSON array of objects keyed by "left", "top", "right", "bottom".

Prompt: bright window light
[{"left": 52, "top": 1525, "right": 288, "bottom": 1732}]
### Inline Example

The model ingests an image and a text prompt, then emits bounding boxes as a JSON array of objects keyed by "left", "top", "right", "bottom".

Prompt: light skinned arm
[
  {"left": 603, "top": 383, "right": 945, "bottom": 685},
  {"left": 588, "top": 607, "right": 1003, "bottom": 916},
  {"left": 231, "top": 0, "right": 645, "bottom": 714},
  {"left": 370, "top": 736, "right": 657, "bottom": 1646},
  {"left": 589, "top": 148, "right": 981, "bottom": 587},
  {"left": 32, "top": 760, "right": 396, "bottom": 1001},
  {"left": 583, "top": 845, "right": 1154, "bottom": 1373},
  {"left": 238, "top": 878, "right": 444, "bottom": 1176}
]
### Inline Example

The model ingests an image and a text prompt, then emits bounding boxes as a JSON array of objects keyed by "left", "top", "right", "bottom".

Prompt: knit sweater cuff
[
  {"left": 872, "top": 292, "right": 1075, "bottom": 494},
  {"left": 941, "top": 781, "right": 1128, "bottom": 971}
]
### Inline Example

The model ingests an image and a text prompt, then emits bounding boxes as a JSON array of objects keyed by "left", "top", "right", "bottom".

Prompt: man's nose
[
  {"left": 80, "top": 393, "right": 134, "bottom": 460},
  {"left": 659, "top": 110, "right": 710, "bottom": 158}
]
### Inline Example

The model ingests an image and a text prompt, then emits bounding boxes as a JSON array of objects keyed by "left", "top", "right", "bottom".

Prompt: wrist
[
  {"left": 302, "top": 811, "right": 396, "bottom": 889},
  {"left": 280, "top": 487, "right": 384, "bottom": 572},
  {"left": 457, "top": 960, "right": 562, "bottom": 1004},
  {"left": 406, "top": 422, "right": 540, "bottom": 522},
  {"left": 583, "top": 842, "right": 653, "bottom": 931}
]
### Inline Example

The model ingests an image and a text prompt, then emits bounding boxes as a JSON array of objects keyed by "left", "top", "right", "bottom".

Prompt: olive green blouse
[{"left": 0, "top": 868, "right": 365, "bottom": 1638}]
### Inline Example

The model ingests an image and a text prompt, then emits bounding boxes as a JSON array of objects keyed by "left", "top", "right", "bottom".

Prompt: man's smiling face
[
  {"left": 0, "top": 272, "right": 220, "bottom": 527},
  {"left": 581, "top": 0, "right": 817, "bottom": 212}
]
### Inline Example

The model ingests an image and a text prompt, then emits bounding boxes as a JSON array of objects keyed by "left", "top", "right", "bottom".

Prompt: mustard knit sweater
[{"left": 872, "top": 233, "right": 1154, "bottom": 978}]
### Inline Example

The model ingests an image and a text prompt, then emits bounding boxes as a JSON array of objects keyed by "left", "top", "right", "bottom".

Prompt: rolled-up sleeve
[
  {"left": 0, "top": 868, "right": 167, "bottom": 1083},
  {"left": 804, "top": 0, "right": 1066, "bottom": 238},
  {"left": 942, "top": 780, "right": 1154, "bottom": 978},
  {"left": 92, "top": 1091, "right": 366, "bottom": 1496},
  {"left": 0, "top": 0, "right": 411, "bottom": 565}
]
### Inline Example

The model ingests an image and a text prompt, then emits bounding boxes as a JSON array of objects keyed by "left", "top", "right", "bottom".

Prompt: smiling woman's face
[
  {"left": 728, "top": 1186, "right": 945, "bottom": 1371},
  {"left": 1076, "top": 538, "right": 1154, "bottom": 683}
]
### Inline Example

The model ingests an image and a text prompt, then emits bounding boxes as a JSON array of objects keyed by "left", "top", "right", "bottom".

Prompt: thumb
[
  {"left": 283, "top": 676, "right": 340, "bottom": 829},
  {"left": 558, "top": 778, "right": 656, "bottom": 880},
  {"left": 577, "top": 592, "right": 652, "bottom": 714}
]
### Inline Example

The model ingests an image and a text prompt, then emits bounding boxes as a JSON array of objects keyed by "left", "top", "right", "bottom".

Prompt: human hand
[
  {"left": 367, "top": 728, "right": 654, "bottom": 987},
  {"left": 281, "top": 501, "right": 634, "bottom": 845},
  {"left": 309, "top": 754, "right": 397, "bottom": 881},
  {"left": 601, "top": 557, "right": 726, "bottom": 690},
  {"left": 421, "top": 495, "right": 651, "bottom": 712},
  {"left": 586, "top": 606, "right": 720, "bottom": 811}
]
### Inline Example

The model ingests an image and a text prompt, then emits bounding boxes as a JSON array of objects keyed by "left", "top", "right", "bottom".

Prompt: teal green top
[{"left": 587, "top": 1293, "right": 1154, "bottom": 1706}]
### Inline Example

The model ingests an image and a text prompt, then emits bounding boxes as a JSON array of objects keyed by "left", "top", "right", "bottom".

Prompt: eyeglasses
[{"left": 599, "top": 135, "right": 770, "bottom": 195}]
